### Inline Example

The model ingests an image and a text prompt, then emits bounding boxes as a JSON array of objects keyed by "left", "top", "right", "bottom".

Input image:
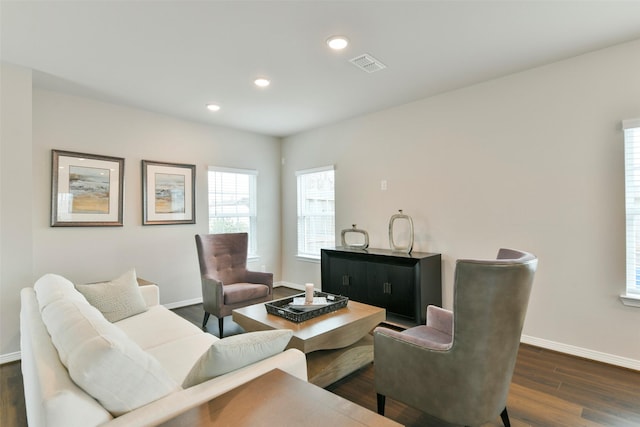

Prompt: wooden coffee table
[
  {"left": 232, "top": 297, "right": 385, "bottom": 387},
  {"left": 158, "top": 369, "right": 401, "bottom": 426}
]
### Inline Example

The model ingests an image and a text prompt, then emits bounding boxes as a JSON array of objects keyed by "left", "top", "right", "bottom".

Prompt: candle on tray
[{"left": 305, "top": 283, "right": 314, "bottom": 304}]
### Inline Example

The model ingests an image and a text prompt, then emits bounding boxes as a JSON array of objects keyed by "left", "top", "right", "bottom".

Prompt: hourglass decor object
[
  {"left": 340, "top": 224, "right": 370, "bottom": 249},
  {"left": 388, "top": 210, "right": 414, "bottom": 253}
]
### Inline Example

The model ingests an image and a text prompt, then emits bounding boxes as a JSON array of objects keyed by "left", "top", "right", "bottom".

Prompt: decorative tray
[
  {"left": 288, "top": 296, "right": 330, "bottom": 311},
  {"left": 265, "top": 292, "right": 348, "bottom": 322}
]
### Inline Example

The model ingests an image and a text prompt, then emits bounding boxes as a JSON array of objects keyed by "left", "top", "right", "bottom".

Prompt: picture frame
[
  {"left": 142, "top": 160, "right": 195, "bottom": 225},
  {"left": 51, "top": 150, "right": 125, "bottom": 227}
]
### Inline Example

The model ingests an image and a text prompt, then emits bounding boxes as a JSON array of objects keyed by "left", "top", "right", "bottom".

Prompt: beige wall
[
  {"left": 281, "top": 39, "right": 640, "bottom": 367},
  {"left": 0, "top": 68, "right": 282, "bottom": 359},
  {"left": 30, "top": 90, "right": 282, "bottom": 303},
  {"left": 1, "top": 64, "right": 33, "bottom": 360}
]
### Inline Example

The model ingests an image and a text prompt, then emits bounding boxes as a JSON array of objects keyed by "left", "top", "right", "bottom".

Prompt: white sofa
[{"left": 20, "top": 273, "right": 307, "bottom": 427}]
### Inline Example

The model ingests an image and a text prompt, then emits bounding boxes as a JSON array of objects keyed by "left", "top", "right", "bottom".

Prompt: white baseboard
[
  {"left": 163, "top": 296, "right": 203, "bottom": 310},
  {"left": 0, "top": 351, "right": 21, "bottom": 364},
  {"left": 275, "top": 281, "right": 305, "bottom": 291},
  {"left": 521, "top": 335, "right": 639, "bottom": 371}
]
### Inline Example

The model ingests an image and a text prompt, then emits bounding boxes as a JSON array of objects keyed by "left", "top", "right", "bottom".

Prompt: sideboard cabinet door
[
  {"left": 366, "top": 261, "right": 414, "bottom": 317},
  {"left": 321, "top": 247, "right": 442, "bottom": 324},
  {"left": 322, "top": 256, "right": 367, "bottom": 301}
]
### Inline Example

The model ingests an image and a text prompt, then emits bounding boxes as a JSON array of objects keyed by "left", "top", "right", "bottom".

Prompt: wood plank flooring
[
  {"left": 325, "top": 345, "right": 640, "bottom": 427},
  {"left": 0, "top": 360, "right": 26, "bottom": 427},
  {"left": 2, "top": 287, "right": 638, "bottom": 427}
]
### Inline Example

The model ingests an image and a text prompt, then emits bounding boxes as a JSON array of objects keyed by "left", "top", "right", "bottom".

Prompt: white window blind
[
  {"left": 208, "top": 167, "right": 258, "bottom": 256},
  {"left": 623, "top": 119, "right": 640, "bottom": 298},
  {"left": 297, "top": 166, "right": 335, "bottom": 258}
]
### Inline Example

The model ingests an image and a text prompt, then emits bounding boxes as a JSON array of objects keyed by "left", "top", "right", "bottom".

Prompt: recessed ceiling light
[
  {"left": 254, "top": 78, "right": 270, "bottom": 88},
  {"left": 327, "top": 35, "right": 349, "bottom": 50},
  {"left": 206, "top": 103, "right": 221, "bottom": 112}
]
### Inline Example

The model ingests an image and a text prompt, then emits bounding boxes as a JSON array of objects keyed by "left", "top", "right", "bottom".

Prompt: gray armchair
[
  {"left": 374, "top": 248, "right": 537, "bottom": 427},
  {"left": 195, "top": 233, "right": 273, "bottom": 337}
]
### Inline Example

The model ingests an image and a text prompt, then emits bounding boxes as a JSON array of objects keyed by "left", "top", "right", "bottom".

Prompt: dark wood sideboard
[{"left": 321, "top": 247, "right": 442, "bottom": 325}]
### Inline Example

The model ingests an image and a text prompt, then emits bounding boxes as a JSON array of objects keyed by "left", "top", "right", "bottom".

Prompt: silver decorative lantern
[
  {"left": 388, "top": 210, "right": 414, "bottom": 253},
  {"left": 341, "top": 224, "right": 370, "bottom": 249}
]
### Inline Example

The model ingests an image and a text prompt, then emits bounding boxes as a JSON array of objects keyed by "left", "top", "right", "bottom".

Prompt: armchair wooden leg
[
  {"left": 202, "top": 312, "right": 210, "bottom": 329},
  {"left": 377, "top": 393, "right": 386, "bottom": 416},
  {"left": 500, "top": 407, "right": 511, "bottom": 427},
  {"left": 218, "top": 317, "right": 224, "bottom": 338}
]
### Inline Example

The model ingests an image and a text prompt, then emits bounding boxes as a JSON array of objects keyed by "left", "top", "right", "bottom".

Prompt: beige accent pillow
[
  {"left": 182, "top": 329, "right": 293, "bottom": 388},
  {"left": 76, "top": 269, "right": 147, "bottom": 322}
]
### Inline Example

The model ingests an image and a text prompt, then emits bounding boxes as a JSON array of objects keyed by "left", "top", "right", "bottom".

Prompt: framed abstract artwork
[
  {"left": 51, "top": 150, "right": 125, "bottom": 227},
  {"left": 142, "top": 160, "right": 195, "bottom": 225}
]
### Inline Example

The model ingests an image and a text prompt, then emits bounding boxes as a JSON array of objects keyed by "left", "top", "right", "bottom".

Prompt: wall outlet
[{"left": 381, "top": 180, "right": 388, "bottom": 191}]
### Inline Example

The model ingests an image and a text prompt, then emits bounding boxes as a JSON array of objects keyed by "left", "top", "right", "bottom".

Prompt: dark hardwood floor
[
  {"left": 2, "top": 287, "right": 639, "bottom": 427},
  {"left": 326, "top": 345, "right": 640, "bottom": 427},
  {"left": 0, "top": 360, "right": 26, "bottom": 427}
]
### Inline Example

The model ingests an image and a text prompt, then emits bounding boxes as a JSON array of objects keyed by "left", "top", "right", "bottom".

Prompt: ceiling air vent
[{"left": 349, "top": 54, "right": 387, "bottom": 73}]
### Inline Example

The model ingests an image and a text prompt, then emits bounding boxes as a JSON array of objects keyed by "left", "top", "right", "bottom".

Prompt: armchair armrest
[
  {"left": 246, "top": 270, "right": 273, "bottom": 287},
  {"left": 201, "top": 275, "right": 224, "bottom": 314},
  {"left": 374, "top": 326, "right": 450, "bottom": 351}
]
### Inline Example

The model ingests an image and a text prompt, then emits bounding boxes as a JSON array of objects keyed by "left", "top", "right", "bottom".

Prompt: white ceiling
[{"left": 2, "top": 1, "right": 640, "bottom": 137}]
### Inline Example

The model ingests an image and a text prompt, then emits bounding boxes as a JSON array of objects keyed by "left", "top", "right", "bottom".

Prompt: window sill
[
  {"left": 296, "top": 255, "right": 320, "bottom": 263},
  {"left": 620, "top": 293, "right": 640, "bottom": 308}
]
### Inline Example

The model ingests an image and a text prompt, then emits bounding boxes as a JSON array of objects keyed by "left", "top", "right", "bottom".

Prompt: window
[
  {"left": 208, "top": 167, "right": 257, "bottom": 256},
  {"left": 297, "top": 166, "right": 335, "bottom": 259},
  {"left": 623, "top": 119, "right": 640, "bottom": 306}
]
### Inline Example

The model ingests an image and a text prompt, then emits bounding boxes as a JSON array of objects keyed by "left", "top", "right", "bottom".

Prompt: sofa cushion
[
  {"left": 223, "top": 283, "right": 270, "bottom": 305},
  {"left": 182, "top": 329, "right": 293, "bottom": 388},
  {"left": 115, "top": 305, "right": 205, "bottom": 350},
  {"left": 76, "top": 269, "right": 147, "bottom": 322},
  {"left": 146, "top": 333, "right": 218, "bottom": 384},
  {"left": 38, "top": 282, "right": 178, "bottom": 416}
]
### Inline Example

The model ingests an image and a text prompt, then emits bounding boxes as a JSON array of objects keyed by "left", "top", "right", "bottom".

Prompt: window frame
[
  {"left": 622, "top": 118, "right": 640, "bottom": 307},
  {"left": 296, "top": 165, "right": 335, "bottom": 260},
  {"left": 207, "top": 166, "right": 258, "bottom": 258}
]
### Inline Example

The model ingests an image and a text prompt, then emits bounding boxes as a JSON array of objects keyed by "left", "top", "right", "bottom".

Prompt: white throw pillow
[
  {"left": 41, "top": 294, "right": 178, "bottom": 416},
  {"left": 182, "top": 329, "right": 293, "bottom": 388},
  {"left": 41, "top": 297, "right": 125, "bottom": 366},
  {"left": 67, "top": 333, "right": 178, "bottom": 416},
  {"left": 34, "top": 273, "right": 86, "bottom": 311},
  {"left": 76, "top": 269, "right": 147, "bottom": 322}
]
